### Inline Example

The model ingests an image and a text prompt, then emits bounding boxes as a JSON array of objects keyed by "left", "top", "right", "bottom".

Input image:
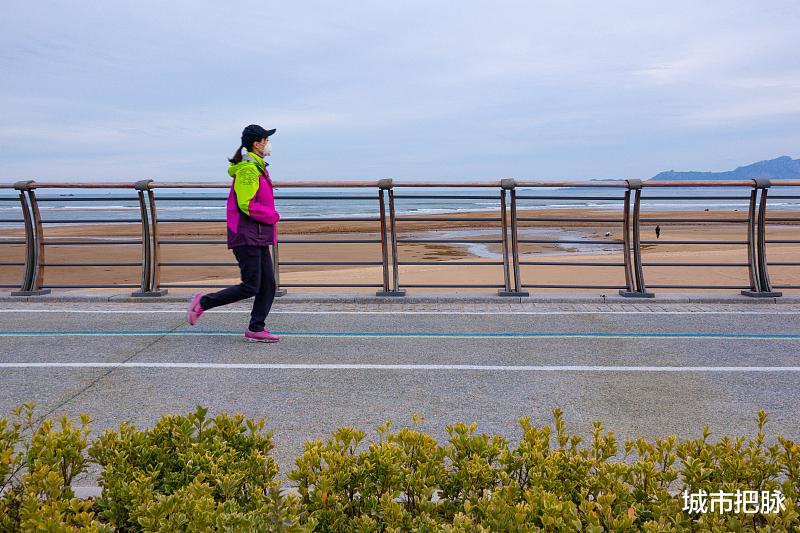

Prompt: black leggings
[{"left": 200, "top": 245, "right": 276, "bottom": 332}]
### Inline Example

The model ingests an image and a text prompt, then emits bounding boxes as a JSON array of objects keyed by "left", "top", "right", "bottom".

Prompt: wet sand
[{"left": 1, "top": 208, "right": 798, "bottom": 293}]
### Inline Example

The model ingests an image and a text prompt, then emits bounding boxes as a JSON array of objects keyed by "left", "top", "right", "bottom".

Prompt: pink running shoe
[
  {"left": 187, "top": 294, "right": 204, "bottom": 326},
  {"left": 244, "top": 329, "right": 280, "bottom": 343}
]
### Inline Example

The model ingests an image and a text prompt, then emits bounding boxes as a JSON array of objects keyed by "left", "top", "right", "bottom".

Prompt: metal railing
[
  {"left": 4, "top": 181, "right": 148, "bottom": 295},
  {"left": 1, "top": 178, "right": 797, "bottom": 297},
  {"left": 513, "top": 179, "right": 628, "bottom": 294},
  {"left": 147, "top": 180, "right": 389, "bottom": 296}
]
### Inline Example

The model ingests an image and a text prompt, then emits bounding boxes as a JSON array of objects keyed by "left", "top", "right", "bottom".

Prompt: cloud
[
  {"left": 685, "top": 95, "right": 800, "bottom": 125},
  {"left": 1, "top": 1, "right": 799, "bottom": 181}
]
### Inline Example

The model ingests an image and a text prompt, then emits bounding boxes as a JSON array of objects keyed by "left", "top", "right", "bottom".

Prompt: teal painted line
[
  {"left": 0, "top": 330, "right": 799, "bottom": 340},
  {"left": 3, "top": 362, "right": 800, "bottom": 372}
]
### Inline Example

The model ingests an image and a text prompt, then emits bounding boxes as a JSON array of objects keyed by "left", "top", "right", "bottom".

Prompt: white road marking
[
  {"left": 2, "top": 362, "right": 800, "bottom": 371},
  {"left": 2, "top": 331, "right": 799, "bottom": 340}
]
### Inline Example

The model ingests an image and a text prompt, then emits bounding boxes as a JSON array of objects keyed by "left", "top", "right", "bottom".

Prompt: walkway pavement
[{"left": 1, "top": 294, "right": 798, "bottom": 485}]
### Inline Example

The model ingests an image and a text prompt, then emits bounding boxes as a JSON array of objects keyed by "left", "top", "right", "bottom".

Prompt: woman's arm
[{"left": 233, "top": 165, "right": 280, "bottom": 224}]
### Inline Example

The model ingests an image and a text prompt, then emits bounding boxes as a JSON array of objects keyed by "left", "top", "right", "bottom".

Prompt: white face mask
[{"left": 262, "top": 140, "right": 272, "bottom": 157}]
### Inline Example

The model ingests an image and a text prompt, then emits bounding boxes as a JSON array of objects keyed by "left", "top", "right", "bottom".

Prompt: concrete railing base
[
  {"left": 2, "top": 290, "right": 797, "bottom": 305},
  {"left": 10, "top": 289, "right": 51, "bottom": 296},
  {"left": 741, "top": 290, "right": 783, "bottom": 298},
  {"left": 618, "top": 290, "right": 655, "bottom": 298}
]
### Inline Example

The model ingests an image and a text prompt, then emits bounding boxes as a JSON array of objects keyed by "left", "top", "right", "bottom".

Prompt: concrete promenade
[{"left": 1, "top": 292, "right": 799, "bottom": 485}]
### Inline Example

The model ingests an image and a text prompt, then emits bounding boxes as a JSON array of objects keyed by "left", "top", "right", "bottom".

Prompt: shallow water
[{"left": 407, "top": 227, "right": 620, "bottom": 259}]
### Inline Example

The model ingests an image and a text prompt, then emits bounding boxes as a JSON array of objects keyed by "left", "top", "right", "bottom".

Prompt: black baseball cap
[{"left": 241, "top": 124, "right": 276, "bottom": 148}]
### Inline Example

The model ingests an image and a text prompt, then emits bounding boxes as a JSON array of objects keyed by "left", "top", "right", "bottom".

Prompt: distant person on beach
[
  {"left": 655, "top": 225, "right": 661, "bottom": 239},
  {"left": 186, "top": 124, "right": 281, "bottom": 342}
]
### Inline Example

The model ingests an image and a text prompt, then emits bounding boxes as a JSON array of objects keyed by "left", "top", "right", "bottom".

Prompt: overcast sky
[{"left": 1, "top": 1, "right": 798, "bottom": 182}]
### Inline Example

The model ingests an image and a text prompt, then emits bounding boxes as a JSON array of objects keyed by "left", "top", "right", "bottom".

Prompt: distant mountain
[{"left": 649, "top": 156, "right": 800, "bottom": 181}]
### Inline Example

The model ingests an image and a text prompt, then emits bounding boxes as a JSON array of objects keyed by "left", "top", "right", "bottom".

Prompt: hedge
[{"left": 1, "top": 404, "right": 798, "bottom": 531}]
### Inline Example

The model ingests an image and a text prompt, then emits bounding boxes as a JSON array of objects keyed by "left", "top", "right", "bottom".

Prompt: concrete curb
[{"left": 1, "top": 291, "right": 798, "bottom": 305}]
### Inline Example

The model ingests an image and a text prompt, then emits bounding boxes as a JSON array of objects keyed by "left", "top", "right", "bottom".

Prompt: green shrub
[
  {"left": 1, "top": 405, "right": 798, "bottom": 531},
  {"left": 0, "top": 403, "right": 108, "bottom": 532},
  {"left": 87, "top": 406, "right": 299, "bottom": 531},
  {"left": 289, "top": 416, "right": 446, "bottom": 530}
]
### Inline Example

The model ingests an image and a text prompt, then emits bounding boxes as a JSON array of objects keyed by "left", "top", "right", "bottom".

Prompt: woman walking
[{"left": 187, "top": 124, "right": 281, "bottom": 342}]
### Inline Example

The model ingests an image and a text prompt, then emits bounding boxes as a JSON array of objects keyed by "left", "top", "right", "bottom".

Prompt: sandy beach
[{"left": 1, "top": 208, "right": 798, "bottom": 294}]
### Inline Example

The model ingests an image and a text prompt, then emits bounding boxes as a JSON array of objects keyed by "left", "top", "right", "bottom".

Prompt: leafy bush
[
  {"left": 87, "top": 406, "right": 299, "bottom": 531},
  {"left": 0, "top": 402, "right": 108, "bottom": 532},
  {"left": 289, "top": 417, "right": 446, "bottom": 530},
  {"left": 1, "top": 405, "right": 798, "bottom": 531}
]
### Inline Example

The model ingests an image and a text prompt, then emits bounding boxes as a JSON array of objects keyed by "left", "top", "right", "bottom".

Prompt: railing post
[
  {"left": 756, "top": 181, "right": 779, "bottom": 296},
  {"left": 10, "top": 181, "right": 43, "bottom": 295},
  {"left": 377, "top": 178, "right": 405, "bottom": 296},
  {"left": 11, "top": 181, "right": 50, "bottom": 296},
  {"left": 499, "top": 186, "right": 511, "bottom": 294},
  {"left": 131, "top": 179, "right": 167, "bottom": 297},
  {"left": 376, "top": 179, "right": 392, "bottom": 296},
  {"left": 27, "top": 186, "right": 49, "bottom": 294},
  {"left": 742, "top": 178, "right": 781, "bottom": 297},
  {"left": 272, "top": 238, "right": 287, "bottom": 297},
  {"left": 272, "top": 186, "right": 286, "bottom": 297},
  {"left": 509, "top": 182, "right": 528, "bottom": 296},
  {"left": 743, "top": 187, "right": 760, "bottom": 295},
  {"left": 620, "top": 188, "right": 635, "bottom": 293},
  {"left": 619, "top": 179, "right": 653, "bottom": 298},
  {"left": 498, "top": 178, "right": 527, "bottom": 296},
  {"left": 132, "top": 180, "right": 152, "bottom": 296},
  {"left": 146, "top": 185, "right": 168, "bottom": 296}
]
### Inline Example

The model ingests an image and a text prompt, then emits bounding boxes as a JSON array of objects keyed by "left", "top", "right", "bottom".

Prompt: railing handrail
[
  {"left": 514, "top": 181, "right": 628, "bottom": 188},
  {"left": 641, "top": 180, "right": 765, "bottom": 188},
  {"left": 25, "top": 182, "right": 142, "bottom": 189},
  {"left": 4, "top": 178, "right": 800, "bottom": 189},
  {"left": 148, "top": 181, "right": 381, "bottom": 188}
]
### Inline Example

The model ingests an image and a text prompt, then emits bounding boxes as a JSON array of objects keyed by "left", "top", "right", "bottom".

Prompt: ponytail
[{"left": 228, "top": 145, "right": 244, "bottom": 164}]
